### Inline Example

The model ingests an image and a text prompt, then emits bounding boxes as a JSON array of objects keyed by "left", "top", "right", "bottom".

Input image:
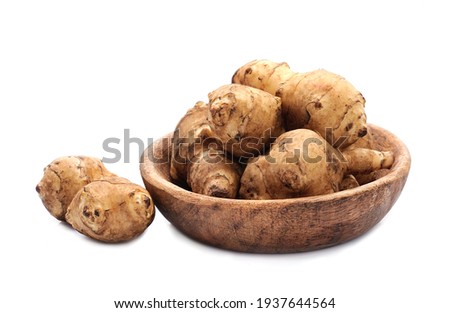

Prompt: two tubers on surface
[
  {"left": 36, "top": 156, "right": 155, "bottom": 242},
  {"left": 170, "top": 59, "right": 394, "bottom": 200}
]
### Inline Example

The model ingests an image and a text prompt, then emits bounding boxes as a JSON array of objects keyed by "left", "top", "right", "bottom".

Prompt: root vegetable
[
  {"left": 187, "top": 146, "right": 242, "bottom": 198},
  {"left": 342, "top": 127, "right": 394, "bottom": 183},
  {"left": 240, "top": 129, "right": 345, "bottom": 199},
  {"left": 344, "top": 148, "right": 394, "bottom": 175},
  {"left": 354, "top": 169, "right": 391, "bottom": 185},
  {"left": 239, "top": 129, "right": 394, "bottom": 200},
  {"left": 170, "top": 101, "right": 213, "bottom": 183},
  {"left": 170, "top": 101, "right": 242, "bottom": 198},
  {"left": 207, "top": 84, "right": 284, "bottom": 157},
  {"left": 37, "top": 156, "right": 155, "bottom": 242},
  {"left": 340, "top": 175, "right": 360, "bottom": 191},
  {"left": 65, "top": 176, "right": 155, "bottom": 243},
  {"left": 232, "top": 59, "right": 367, "bottom": 148},
  {"left": 36, "top": 156, "right": 115, "bottom": 221},
  {"left": 344, "top": 127, "right": 375, "bottom": 150}
]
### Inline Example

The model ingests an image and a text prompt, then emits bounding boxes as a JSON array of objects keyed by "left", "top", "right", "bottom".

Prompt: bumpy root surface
[
  {"left": 36, "top": 156, "right": 114, "bottom": 221},
  {"left": 65, "top": 176, "right": 155, "bottom": 243},
  {"left": 207, "top": 84, "right": 284, "bottom": 157},
  {"left": 232, "top": 59, "right": 367, "bottom": 148}
]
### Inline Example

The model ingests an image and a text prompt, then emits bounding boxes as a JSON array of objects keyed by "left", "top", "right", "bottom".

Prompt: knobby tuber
[
  {"left": 343, "top": 127, "right": 395, "bottom": 185},
  {"left": 207, "top": 84, "right": 284, "bottom": 157},
  {"left": 232, "top": 59, "right": 367, "bottom": 148},
  {"left": 36, "top": 156, "right": 155, "bottom": 242},
  {"left": 239, "top": 129, "right": 394, "bottom": 200},
  {"left": 170, "top": 100, "right": 242, "bottom": 198},
  {"left": 340, "top": 175, "right": 360, "bottom": 191},
  {"left": 170, "top": 101, "right": 213, "bottom": 183},
  {"left": 240, "top": 129, "right": 345, "bottom": 199},
  {"left": 344, "top": 148, "right": 394, "bottom": 175},
  {"left": 36, "top": 156, "right": 115, "bottom": 221},
  {"left": 344, "top": 127, "right": 375, "bottom": 151},
  {"left": 354, "top": 169, "right": 391, "bottom": 185},
  {"left": 187, "top": 146, "right": 242, "bottom": 198},
  {"left": 66, "top": 176, "right": 155, "bottom": 243}
]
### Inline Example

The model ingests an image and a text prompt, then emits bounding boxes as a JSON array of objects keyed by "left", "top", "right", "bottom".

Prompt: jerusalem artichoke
[
  {"left": 232, "top": 59, "right": 367, "bottom": 148},
  {"left": 65, "top": 176, "right": 155, "bottom": 243},
  {"left": 170, "top": 101, "right": 213, "bottom": 183},
  {"left": 207, "top": 84, "right": 284, "bottom": 158},
  {"left": 240, "top": 129, "right": 345, "bottom": 199},
  {"left": 36, "top": 156, "right": 115, "bottom": 221},
  {"left": 340, "top": 174, "right": 360, "bottom": 191},
  {"left": 37, "top": 156, "right": 155, "bottom": 242},
  {"left": 187, "top": 146, "right": 242, "bottom": 198},
  {"left": 170, "top": 100, "right": 242, "bottom": 198},
  {"left": 354, "top": 169, "right": 391, "bottom": 185},
  {"left": 239, "top": 129, "right": 394, "bottom": 200},
  {"left": 344, "top": 148, "right": 394, "bottom": 174}
]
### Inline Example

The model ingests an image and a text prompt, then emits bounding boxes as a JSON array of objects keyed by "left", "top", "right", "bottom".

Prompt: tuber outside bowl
[{"left": 140, "top": 124, "right": 410, "bottom": 253}]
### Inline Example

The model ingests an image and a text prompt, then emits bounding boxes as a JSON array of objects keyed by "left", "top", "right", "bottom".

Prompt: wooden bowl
[{"left": 140, "top": 124, "right": 410, "bottom": 253}]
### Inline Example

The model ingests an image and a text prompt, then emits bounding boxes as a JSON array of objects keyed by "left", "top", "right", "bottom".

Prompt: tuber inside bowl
[{"left": 140, "top": 124, "right": 410, "bottom": 253}]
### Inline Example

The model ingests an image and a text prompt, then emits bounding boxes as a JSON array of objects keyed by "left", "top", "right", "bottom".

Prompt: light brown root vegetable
[
  {"left": 170, "top": 101, "right": 242, "bottom": 198},
  {"left": 170, "top": 101, "right": 213, "bottom": 183},
  {"left": 354, "top": 169, "right": 391, "bottom": 185},
  {"left": 343, "top": 128, "right": 393, "bottom": 184},
  {"left": 239, "top": 129, "right": 394, "bottom": 200},
  {"left": 232, "top": 59, "right": 367, "bottom": 148},
  {"left": 240, "top": 129, "right": 345, "bottom": 199},
  {"left": 187, "top": 146, "right": 242, "bottom": 198},
  {"left": 65, "top": 176, "right": 155, "bottom": 243},
  {"left": 37, "top": 156, "right": 155, "bottom": 242},
  {"left": 340, "top": 175, "right": 360, "bottom": 191},
  {"left": 343, "top": 148, "right": 394, "bottom": 174},
  {"left": 207, "top": 84, "right": 284, "bottom": 157},
  {"left": 36, "top": 156, "right": 115, "bottom": 221},
  {"left": 344, "top": 127, "right": 375, "bottom": 150}
]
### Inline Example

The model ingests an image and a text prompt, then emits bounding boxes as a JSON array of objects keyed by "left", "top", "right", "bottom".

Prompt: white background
[{"left": 1, "top": 1, "right": 448, "bottom": 312}]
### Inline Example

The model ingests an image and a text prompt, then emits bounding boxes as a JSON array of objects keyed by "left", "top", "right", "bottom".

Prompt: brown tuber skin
[
  {"left": 170, "top": 101, "right": 213, "bottom": 183},
  {"left": 170, "top": 100, "right": 242, "bottom": 198},
  {"left": 240, "top": 129, "right": 345, "bottom": 199},
  {"left": 37, "top": 156, "right": 155, "bottom": 242},
  {"left": 344, "top": 148, "right": 394, "bottom": 175},
  {"left": 344, "top": 127, "right": 375, "bottom": 150},
  {"left": 207, "top": 84, "right": 284, "bottom": 157},
  {"left": 354, "top": 169, "right": 391, "bottom": 186},
  {"left": 36, "top": 156, "right": 115, "bottom": 221},
  {"left": 232, "top": 59, "right": 367, "bottom": 148},
  {"left": 343, "top": 127, "right": 393, "bottom": 185},
  {"left": 66, "top": 176, "right": 155, "bottom": 243},
  {"left": 187, "top": 146, "right": 242, "bottom": 198},
  {"left": 340, "top": 175, "right": 360, "bottom": 191},
  {"left": 239, "top": 129, "right": 394, "bottom": 200}
]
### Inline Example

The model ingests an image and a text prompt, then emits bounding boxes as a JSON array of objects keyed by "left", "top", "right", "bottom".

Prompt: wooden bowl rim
[{"left": 141, "top": 124, "right": 411, "bottom": 207}]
